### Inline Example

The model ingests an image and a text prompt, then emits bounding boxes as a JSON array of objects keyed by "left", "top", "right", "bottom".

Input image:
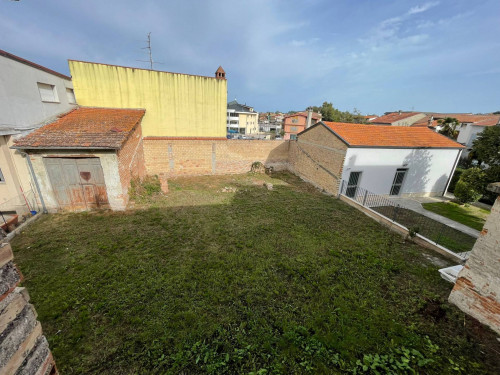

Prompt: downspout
[
  {"left": 443, "top": 149, "right": 462, "bottom": 196},
  {"left": 21, "top": 151, "right": 47, "bottom": 214}
]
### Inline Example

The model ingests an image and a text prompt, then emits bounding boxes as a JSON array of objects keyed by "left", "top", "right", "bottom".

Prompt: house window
[
  {"left": 390, "top": 168, "right": 408, "bottom": 196},
  {"left": 66, "top": 88, "right": 76, "bottom": 104},
  {"left": 0, "top": 168, "right": 5, "bottom": 183},
  {"left": 292, "top": 118, "right": 298, "bottom": 124},
  {"left": 290, "top": 134, "right": 297, "bottom": 140},
  {"left": 290, "top": 126, "right": 297, "bottom": 132},
  {"left": 37, "top": 82, "right": 59, "bottom": 102}
]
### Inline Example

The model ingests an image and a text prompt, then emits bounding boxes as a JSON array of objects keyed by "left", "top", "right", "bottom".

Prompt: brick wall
[
  {"left": 449, "top": 184, "right": 500, "bottom": 335},
  {"left": 143, "top": 139, "right": 290, "bottom": 177},
  {"left": 0, "top": 242, "right": 57, "bottom": 374},
  {"left": 288, "top": 125, "right": 347, "bottom": 194},
  {"left": 117, "top": 123, "right": 146, "bottom": 205}
]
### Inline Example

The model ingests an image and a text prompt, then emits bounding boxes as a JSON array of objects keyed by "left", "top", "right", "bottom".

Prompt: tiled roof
[
  {"left": 316, "top": 122, "right": 464, "bottom": 149},
  {"left": 370, "top": 112, "right": 422, "bottom": 124},
  {"left": 0, "top": 49, "right": 71, "bottom": 80},
  {"left": 284, "top": 111, "right": 322, "bottom": 119},
  {"left": 429, "top": 113, "right": 500, "bottom": 125},
  {"left": 14, "top": 107, "right": 145, "bottom": 149},
  {"left": 472, "top": 117, "right": 500, "bottom": 126}
]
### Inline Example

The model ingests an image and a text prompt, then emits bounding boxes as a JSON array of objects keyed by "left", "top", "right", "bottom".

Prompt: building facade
[
  {"left": 370, "top": 111, "right": 426, "bottom": 126},
  {"left": 226, "top": 100, "right": 259, "bottom": 135},
  {"left": 295, "top": 122, "right": 463, "bottom": 197},
  {"left": 69, "top": 61, "right": 227, "bottom": 138},
  {"left": 0, "top": 50, "right": 77, "bottom": 213},
  {"left": 283, "top": 110, "right": 321, "bottom": 140}
]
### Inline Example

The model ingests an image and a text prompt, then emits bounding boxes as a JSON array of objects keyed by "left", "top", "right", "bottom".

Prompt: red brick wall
[
  {"left": 143, "top": 139, "right": 290, "bottom": 177},
  {"left": 117, "top": 123, "right": 146, "bottom": 203}
]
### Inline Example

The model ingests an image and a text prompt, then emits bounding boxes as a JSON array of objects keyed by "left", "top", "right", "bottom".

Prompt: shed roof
[
  {"left": 304, "top": 122, "right": 464, "bottom": 149},
  {"left": 13, "top": 107, "right": 145, "bottom": 150}
]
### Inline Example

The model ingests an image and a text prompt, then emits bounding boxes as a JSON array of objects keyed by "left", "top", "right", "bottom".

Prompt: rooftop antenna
[{"left": 137, "top": 32, "right": 163, "bottom": 70}]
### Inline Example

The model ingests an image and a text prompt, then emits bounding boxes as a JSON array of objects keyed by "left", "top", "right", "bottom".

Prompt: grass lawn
[
  {"left": 10, "top": 173, "right": 500, "bottom": 374},
  {"left": 371, "top": 206, "right": 477, "bottom": 254},
  {"left": 422, "top": 202, "right": 490, "bottom": 231}
]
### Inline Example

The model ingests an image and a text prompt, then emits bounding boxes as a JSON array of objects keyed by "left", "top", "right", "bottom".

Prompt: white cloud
[{"left": 408, "top": 2, "right": 440, "bottom": 15}]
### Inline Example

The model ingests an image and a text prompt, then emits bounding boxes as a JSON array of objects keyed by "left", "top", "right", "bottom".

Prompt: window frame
[
  {"left": 0, "top": 168, "right": 5, "bottom": 183},
  {"left": 37, "top": 82, "right": 60, "bottom": 103}
]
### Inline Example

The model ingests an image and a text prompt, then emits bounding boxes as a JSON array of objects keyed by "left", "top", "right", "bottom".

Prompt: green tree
[
  {"left": 454, "top": 167, "right": 486, "bottom": 204},
  {"left": 470, "top": 125, "right": 500, "bottom": 165},
  {"left": 438, "top": 117, "right": 460, "bottom": 139},
  {"left": 311, "top": 102, "right": 367, "bottom": 123}
]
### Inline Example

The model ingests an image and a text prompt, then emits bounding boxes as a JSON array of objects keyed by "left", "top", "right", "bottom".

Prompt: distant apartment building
[
  {"left": 226, "top": 100, "right": 259, "bottom": 135},
  {"left": 0, "top": 50, "right": 77, "bottom": 213},
  {"left": 259, "top": 112, "right": 284, "bottom": 133},
  {"left": 283, "top": 109, "right": 321, "bottom": 140}
]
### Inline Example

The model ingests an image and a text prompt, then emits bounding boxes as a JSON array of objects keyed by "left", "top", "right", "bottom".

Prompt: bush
[
  {"left": 453, "top": 168, "right": 486, "bottom": 204},
  {"left": 130, "top": 175, "right": 162, "bottom": 201},
  {"left": 447, "top": 168, "right": 464, "bottom": 193}
]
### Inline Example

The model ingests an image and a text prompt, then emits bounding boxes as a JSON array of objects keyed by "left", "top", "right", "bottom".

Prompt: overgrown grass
[
  {"left": 422, "top": 202, "right": 490, "bottom": 231},
  {"left": 10, "top": 173, "right": 499, "bottom": 374}
]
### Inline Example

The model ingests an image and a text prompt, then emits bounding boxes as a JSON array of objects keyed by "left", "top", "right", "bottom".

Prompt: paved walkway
[{"left": 388, "top": 196, "right": 480, "bottom": 238}]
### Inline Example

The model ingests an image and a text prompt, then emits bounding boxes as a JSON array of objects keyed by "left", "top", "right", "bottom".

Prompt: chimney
[
  {"left": 398, "top": 110, "right": 402, "bottom": 115},
  {"left": 306, "top": 107, "right": 313, "bottom": 129},
  {"left": 428, "top": 116, "right": 434, "bottom": 127},
  {"left": 215, "top": 66, "right": 226, "bottom": 79}
]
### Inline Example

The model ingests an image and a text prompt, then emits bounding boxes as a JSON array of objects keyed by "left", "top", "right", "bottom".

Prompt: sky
[{"left": 1, "top": 0, "right": 499, "bottom": 115}]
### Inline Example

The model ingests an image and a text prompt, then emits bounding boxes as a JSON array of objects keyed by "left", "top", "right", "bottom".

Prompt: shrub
[
  {"left": 130, "top": 175, "right": 162, "bottom": 201},
  {"left": 454, "top": 168, "right": 486, "bottom": 204},
  {"left": 447, "top": 168, "right": 464, "bottom": 193}
]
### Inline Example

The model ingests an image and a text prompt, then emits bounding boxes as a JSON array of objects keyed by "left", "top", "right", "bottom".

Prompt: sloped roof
[
  {"left": 370, "top": 112, "right": 423, "bottom": 124},
  {"left": 283, "top": 111, "right": 322, "bottom": 119},
  {"left": 227, "top": 100, "right": 255, "bottom": 113},
  {"left": 13, "top": 107, "right": 145, "bottom": 149},
  {"left": 305, "top": 122, "right": 464, "bottom": 149},
  {"left": 0, "top": 49, "right": 71, "bottom": 80},
  {"left": 412, "top": 114, "right": 500, "bottom": 127}
]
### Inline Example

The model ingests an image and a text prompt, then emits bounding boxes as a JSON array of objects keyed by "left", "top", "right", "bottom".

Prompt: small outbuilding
[
  {"left": 13, "top": 107, "right": 146, "bottom": 211},
  {"left": 296, "top": 121, "right": 465, "bottom": 197}
]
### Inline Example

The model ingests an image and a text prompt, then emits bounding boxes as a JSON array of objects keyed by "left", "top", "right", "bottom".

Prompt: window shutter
[{"left": 37, "top": 83, "right": 58, "bottom": 102}]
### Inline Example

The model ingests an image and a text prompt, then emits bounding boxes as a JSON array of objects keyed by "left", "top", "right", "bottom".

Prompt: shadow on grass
[{"left": 9, "top": 173, "right": 500, "bottom": 374}]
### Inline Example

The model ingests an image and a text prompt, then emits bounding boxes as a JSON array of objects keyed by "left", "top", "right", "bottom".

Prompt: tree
[
  {"left": 437, "top": 117, "right": 460, "bottom": 139},
  {"left": 453, "top": 167, "right": 486, "bottom": 204},
  {"left": 310, "top": 102, "right": 367, "bottom": 123},
  {"left": 470, "top": 125, "right": 500, "bottom": 166}
]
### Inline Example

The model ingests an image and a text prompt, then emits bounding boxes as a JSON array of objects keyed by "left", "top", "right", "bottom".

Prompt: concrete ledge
[{"left": 339, "top": 194, "right": 465, "bottom": 263}]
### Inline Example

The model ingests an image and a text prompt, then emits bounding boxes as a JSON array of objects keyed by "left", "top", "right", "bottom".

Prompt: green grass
[
  {"left": 422, "top": 202, "right": 490, "bottom": 231},
  {"left": 371, "top": 206, "right": 477, "bottom": 254},
  {"left": 10, "top": 173, "right": 500, "bottom": 374}
]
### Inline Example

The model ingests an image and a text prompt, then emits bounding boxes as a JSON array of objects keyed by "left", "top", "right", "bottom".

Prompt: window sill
[{"left": 41, "top": 100, "right": 61, "bottom": 104}]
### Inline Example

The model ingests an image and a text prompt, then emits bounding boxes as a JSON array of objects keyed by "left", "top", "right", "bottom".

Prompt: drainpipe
[
  {"left": 443, "top": 149, "right": 462, "bottom": 197},
  {"left": 21, "top": 151, "right": 47, "bottom": 214}
]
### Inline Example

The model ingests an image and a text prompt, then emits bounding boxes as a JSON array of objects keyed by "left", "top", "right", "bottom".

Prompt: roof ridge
[{"left": 0, "top": 49, "right": 72, "bottom": 80}]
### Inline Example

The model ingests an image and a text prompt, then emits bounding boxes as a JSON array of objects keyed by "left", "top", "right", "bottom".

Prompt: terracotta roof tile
[
  {"left": 317, "top": 122, "right": 464, "bottom": 148},
  {"left": 283, "top": 111, "right": 322, "bottom": 119},
  {"left": 429, "top": 113, "right": 500, "bottom": 125},
  {"left": 14, "top": 107, "right": 145, "bottom": 149},
  {"left": 370, "top": 112, "right": 422, "bottom": 124}
]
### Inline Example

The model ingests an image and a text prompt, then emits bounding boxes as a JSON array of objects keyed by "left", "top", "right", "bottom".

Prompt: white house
[
  {"left": 0, "top": 49, "right": 77, "bottom": 213},
  {"left": 296, "top": 121, "right": 464, "bottom": 197}
]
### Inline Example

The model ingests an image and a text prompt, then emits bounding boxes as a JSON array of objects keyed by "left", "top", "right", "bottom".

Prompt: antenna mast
[{"left": 138, "top": 32, "right": 154, "bottom": 69}]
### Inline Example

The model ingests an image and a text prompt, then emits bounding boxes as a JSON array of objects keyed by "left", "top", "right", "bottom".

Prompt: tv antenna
[{"left": 137, "top": 32, "right": 163, "bottom": 70}]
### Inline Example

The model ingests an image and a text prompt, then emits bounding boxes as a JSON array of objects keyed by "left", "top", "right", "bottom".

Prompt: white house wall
[{"left": 341, "top": 148, "right": 461, "bottom": 197}]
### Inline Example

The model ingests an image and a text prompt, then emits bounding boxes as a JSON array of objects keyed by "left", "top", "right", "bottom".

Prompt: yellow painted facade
[
  {"left": 238, "top": 113, "right": 259, "bottom": 134},
  {"left": 69, "top": 61, "right": 227, "bottom": 137}
]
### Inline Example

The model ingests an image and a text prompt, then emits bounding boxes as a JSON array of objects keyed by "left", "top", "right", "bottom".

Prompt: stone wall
[
  {"left": 0, "top": 242, "right": 57, "bottom": 374},
  {"left": 143, "top": 139, "right": 290, "bottom": 177},
  {"left": 449, "top": 182, "right": 500, "bottom": 335}
]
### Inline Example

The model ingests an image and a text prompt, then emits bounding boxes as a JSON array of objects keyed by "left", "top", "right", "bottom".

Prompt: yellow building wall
[
  {"left": 238, "top": 113, "right": 259, "bottom": 134},
  {"left": 69, "top": 61, "right": 227, "bottom": 138}
]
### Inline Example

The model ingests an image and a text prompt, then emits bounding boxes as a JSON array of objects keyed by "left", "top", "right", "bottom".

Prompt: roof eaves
[
  {"left": 298, "top": 121, "right": 352, "bottom": 147},
  {"left": 0, "top": 49, "right": 72, "bottom": 80}
]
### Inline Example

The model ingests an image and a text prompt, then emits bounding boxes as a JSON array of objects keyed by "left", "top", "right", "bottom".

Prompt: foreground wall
[
  {"left": 449, "top": 183, "right": 500, "bottom": 335},
  {"left": 0, "top": 242, "right": 57, "bottom": 374},
  {"left": 143, "top": 139, "right": 290, "bottom": 176}
]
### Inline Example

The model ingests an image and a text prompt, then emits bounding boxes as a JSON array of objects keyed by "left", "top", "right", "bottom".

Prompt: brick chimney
[
  {"left": 306, "top": 107, "right": 313, "bottom": 129},
  {"left": 215, "top": 66, "right": 226, "bottom": 79}
]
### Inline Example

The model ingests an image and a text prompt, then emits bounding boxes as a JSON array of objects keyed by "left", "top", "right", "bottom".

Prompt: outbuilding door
[{"left": 44, "top": 157, "right": 109, "bottom": 210}]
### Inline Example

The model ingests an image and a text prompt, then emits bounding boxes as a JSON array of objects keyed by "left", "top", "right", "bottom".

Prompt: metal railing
[{"left": 339, "top": 181, "right": 476, "bottom": 260}]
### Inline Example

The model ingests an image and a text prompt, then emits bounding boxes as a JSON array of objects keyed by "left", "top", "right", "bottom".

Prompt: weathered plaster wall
[
  {"left": 27, "top": 151, "right": 125, "bottom": 212},
  {"left": 449, "top": 184, "right": 500, "bottom": 335},
  {"left": 69, "top": 60, "right": 227, "bottom": 138}
]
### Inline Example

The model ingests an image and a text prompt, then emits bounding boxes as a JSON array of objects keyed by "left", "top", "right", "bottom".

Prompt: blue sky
[{"left": 1, "top": 0, "right": 499, "bottom": 114}]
